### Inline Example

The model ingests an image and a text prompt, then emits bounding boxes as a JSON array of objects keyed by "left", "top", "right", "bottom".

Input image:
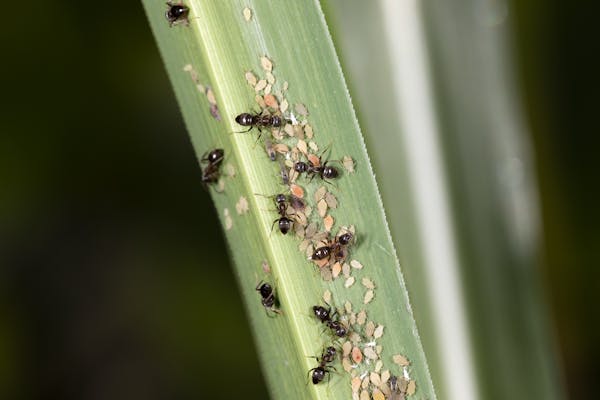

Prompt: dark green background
[{"left": 0, "top": 1, "right": 597, "bottom": 399}]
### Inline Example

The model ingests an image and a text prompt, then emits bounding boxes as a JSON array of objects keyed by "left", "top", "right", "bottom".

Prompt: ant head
[
  {"left": 275, "top": 193, "right": 286, "bottom": 204},
  {"left": 325, "top": 346, "right": 336, "bottom": 358},
  {"left": 337, "top": 232, "right": 353, "bottom": 246},
  {"left": 165, "top": 2, "right": 189, "bottom": 25},
  {"left": 256, "top": 282, "right": 272, "bottom": 298},
  {"left": 312, "top": 305, "right": 330, "bottom": 322},
  {"left": 311, "top": 367, "right": 325, "bottom": 384},
  {"left": 169, "top": 4, "right": 187, "bottom": 17}
]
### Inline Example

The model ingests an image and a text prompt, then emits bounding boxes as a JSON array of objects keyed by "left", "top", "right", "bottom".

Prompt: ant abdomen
[
  {"left": 322, "top": 165, "right": 339, "bottom": 179},
  {"left": 235, "top": 113, "right": 255, "bottom": 126},
  {"left": 311, "top": 246, "right": 331, "bottom": 261}
]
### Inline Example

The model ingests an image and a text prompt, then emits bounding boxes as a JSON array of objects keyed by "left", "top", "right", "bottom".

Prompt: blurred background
[{"left": 0, "top": 1, "right": 597, "bottom": 399}]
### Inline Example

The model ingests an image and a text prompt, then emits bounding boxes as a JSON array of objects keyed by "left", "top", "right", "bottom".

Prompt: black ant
[
  {"left": 308, "top": 346, "right": 337, "bottom": 384},
  {"left": 311, "top": 231, "right": 354, "bottom": 265},
  {"left": 165, "top": 1, "right": 189, "bottom": 26},
  {"left": 200, "top": 148, "right": 224, "bottom": 186},
  {"left": 312, "top": 304, "right": 348, "bottom": 338},
  {"left": 235, "top": 112, "right": 286, "bottom": 134},
  {"left": 256, "top": 192, "right": 299, "bottom": 235},
  {"left": 293, "top": 146, "right": 340, "bottom": 182},
  {"left": 293, "top": 159, "right": 339, "bottom": 181},
  {"left": 270, "top": 194, "right": 296, "bottom": 235},
  {"left": 255, "top": 281, "right": 280, "bottom": 315}
]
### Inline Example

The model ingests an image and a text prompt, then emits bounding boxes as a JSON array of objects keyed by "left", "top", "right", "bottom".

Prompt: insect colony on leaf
[{"left": 166, "top": 6, "right": 416, "bottom": 395}]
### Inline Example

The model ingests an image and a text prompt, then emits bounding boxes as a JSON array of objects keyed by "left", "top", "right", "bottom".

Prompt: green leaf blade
[{"left": 141, "top": 1, "right": 437, "bottom": 399}]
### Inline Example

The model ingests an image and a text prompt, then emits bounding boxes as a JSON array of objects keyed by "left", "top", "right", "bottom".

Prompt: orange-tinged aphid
[
  {"left": 290, "top": 183, "right": 304, "bottom": 198},
  {"left": 351, "top": 346, "right": 363, "bottom": 364},
  {"left": 308, "top": 153, "right": 320, "bottom": 166},
  {"left": 351, "top": 376, "right": 361, "bottom": 393},
  {"left": 372, "top": 389, "right": 385, "bottom": 400},
  {"left": 332, "top": 261, "right": 342, "bottom": 278},
  {"left": 323, "top": 214, "right": 334, "bottom": 232},
  {"left": 264, "top": 94, "right": 278, "bottom": 109},
  {"left": 314, "top": 258, "right": 328, "bottom": 269}
]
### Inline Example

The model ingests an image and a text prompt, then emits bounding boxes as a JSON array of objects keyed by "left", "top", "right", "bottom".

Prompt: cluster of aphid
[{"left": 167, "top": 4, "right": 418, "bottom": 398}]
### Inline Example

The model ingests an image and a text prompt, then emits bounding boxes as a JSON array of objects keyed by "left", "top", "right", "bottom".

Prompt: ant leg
[
  {"left": 329, "top": 307, "right": 338, "bottom": 321},
  {"left": 321, "top": 177, "right": 340, "bottom": 191},
  {"left": 268, "top": 303, "right": 282, "bottom": 316},
  {"left": 318, "top": 141, "right": 334, "bottom": 159},
  {"left": 265, "top": 308, "right": 279, "bottom": 318},
  {"left": 325, "top": 158, "right": 344, "bottom": 166},
  {"left": 212, "top": 153, "right": 224, "bottom": 165},
  {"left": 232, "top": 126, "right": 253, "bottom": 134},
  {"left": 200, "top": 150, "right": 209, "bottom": 162},
  {"left": 204, "top": 169, "right": 220, "bottom": 183},
  {"left": 306, "top": 368, "right": 314, "bottom": 385},
  {"left": 270, "top": 218, "right": 280, "bottom": 236},
  {"left": 264, "top": 292, "right": 275, "bottom": 306},
  {"left": 251, "top": 128, "right": 264, "bottom": 149}
]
